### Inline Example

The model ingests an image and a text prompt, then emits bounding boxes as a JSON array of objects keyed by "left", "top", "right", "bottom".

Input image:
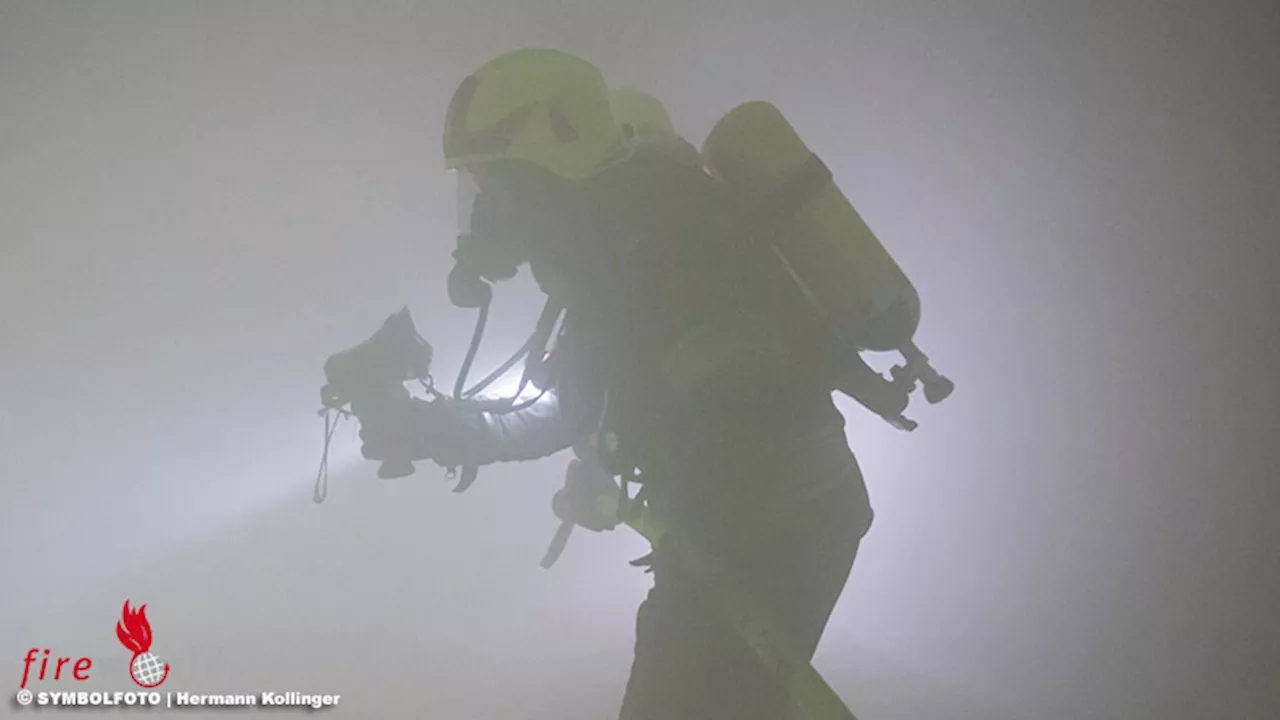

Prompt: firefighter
[{"left": 356, "top": 48, "right": 884, "bottom": 719}]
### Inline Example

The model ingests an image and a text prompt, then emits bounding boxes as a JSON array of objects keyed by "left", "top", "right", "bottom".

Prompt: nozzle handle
[{"left": 377, "top": 459, "right": 416, "bottom": 479}]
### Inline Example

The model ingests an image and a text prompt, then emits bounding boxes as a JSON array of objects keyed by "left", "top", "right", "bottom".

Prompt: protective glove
[
  {"left": 355, "top": 396, "right": 488, "bottom": 469},
  {"left": 551, "top": 457, "right": 621, "bottom": 532}
]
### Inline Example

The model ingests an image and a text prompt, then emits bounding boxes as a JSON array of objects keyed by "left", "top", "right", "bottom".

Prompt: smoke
[{"left": 2, "top": 1, "right": 1276, "bottom": 718}]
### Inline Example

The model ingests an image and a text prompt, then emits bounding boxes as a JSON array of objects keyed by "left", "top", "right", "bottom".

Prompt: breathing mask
[
  {"left": 448, "top": 162, "right": 581, "bottom": 307},
  {"left": 448, "top": 167, "right": 522, "bottom": 308}
]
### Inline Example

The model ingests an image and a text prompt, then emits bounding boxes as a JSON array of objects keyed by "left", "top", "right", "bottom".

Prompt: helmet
[
  {"left": 609, "top": 87, "right": 675, "bottom": 144},
  {"left": 609, "top": 86, "right": 704, "bottom": 168},
  {"left": 443, "top": 49, "right": 622, "bottom": 180}
]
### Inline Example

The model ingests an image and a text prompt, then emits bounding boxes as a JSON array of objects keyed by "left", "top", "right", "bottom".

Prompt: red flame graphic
[
  {"left": 116, "top": 600, "right": 154, "bottom": 654},
  {"left": 116, "top": 599, "right": 170, "bottom": 688}
]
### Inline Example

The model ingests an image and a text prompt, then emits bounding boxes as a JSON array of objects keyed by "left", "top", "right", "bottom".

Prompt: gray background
[{"left": 2, "top": 1, "right": 1277, "bottom": 718}]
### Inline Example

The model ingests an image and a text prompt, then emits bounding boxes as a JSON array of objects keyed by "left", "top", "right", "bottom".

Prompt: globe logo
[{"left": 116, "top": 600, "right": 170, "bottom": 688}]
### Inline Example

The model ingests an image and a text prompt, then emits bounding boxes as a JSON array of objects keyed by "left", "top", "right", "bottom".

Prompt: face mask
[
  {"left": 453, "top": 162, "right": 601, "bottom": 309},
  {"left": 452, "top": 168, "right": 528, "bottom": 284}
]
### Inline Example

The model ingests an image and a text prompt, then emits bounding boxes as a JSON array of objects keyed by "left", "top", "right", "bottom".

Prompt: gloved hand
[
  {"left": 355, "top": 396, "right": 487, "bottom": 469},
  {"left": 551, "top": 457, "right": 621, "bottom": 532}
]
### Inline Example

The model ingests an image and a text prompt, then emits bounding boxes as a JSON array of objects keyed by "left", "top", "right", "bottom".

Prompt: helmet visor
[{"left": 455, "top": 167, "right": 481, "bottom": 238}]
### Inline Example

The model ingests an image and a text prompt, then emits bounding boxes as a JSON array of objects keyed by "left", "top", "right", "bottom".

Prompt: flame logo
[{"left": 116, "top": 600, "right": 170, "bottom": 688}]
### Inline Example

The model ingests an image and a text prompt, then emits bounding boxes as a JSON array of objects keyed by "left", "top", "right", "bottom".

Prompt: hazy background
[{"left": 2, "top": 1, "right": 1277, "bottom": 718}]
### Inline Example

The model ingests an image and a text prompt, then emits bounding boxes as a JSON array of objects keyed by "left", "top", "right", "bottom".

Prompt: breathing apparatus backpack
[{"left": 700, "top": 102, "right": 954, "bottom": 419}]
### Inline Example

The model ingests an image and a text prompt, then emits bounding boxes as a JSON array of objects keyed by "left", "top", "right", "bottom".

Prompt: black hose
[
  {"left": 453, "top": 296, "right": 491, "bottom": 400},
  {"left": 461, "top": 334, "right": 533, "bottom": 399}
]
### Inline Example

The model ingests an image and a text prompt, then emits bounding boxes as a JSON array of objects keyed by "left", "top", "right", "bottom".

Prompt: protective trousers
[{"left": 616, "top": 424, "right": 872, "bottom": 720}]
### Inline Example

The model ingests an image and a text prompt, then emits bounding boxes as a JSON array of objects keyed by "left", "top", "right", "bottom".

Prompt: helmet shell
[
  {"left": 443, "top": 49, "right": 622, "bottom": 180},
  {"left": 609, "top": 86, "right": 675, "bottom": 143}
]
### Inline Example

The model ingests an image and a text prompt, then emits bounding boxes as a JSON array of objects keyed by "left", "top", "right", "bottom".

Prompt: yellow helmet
[
  {"left": 609, "top": 86, "right": 705, "bottom": 169},
  {"left": 443, "top": 49, "right": 622, "bottom": 180},
  {"left": 609, "top": 87, "right": 675, "bottom": 144}
]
